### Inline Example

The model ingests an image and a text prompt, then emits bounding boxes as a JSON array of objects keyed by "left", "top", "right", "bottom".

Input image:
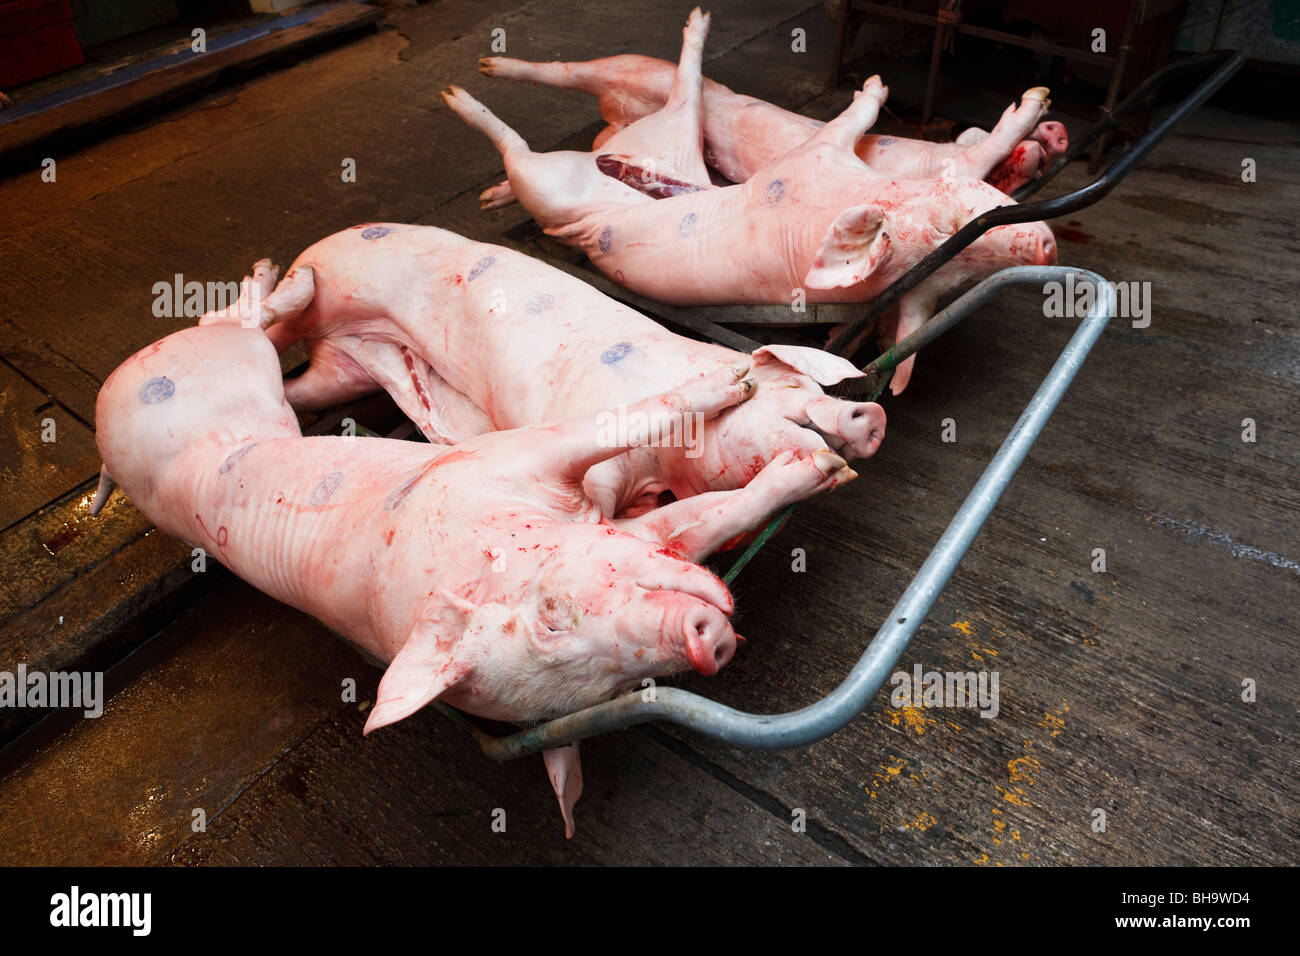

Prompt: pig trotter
[{"left": 479, "top": 180, "right": 517, "bottom": 210}]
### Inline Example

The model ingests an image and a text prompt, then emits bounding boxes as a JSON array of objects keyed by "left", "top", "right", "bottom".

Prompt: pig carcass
[
  {"left": 92, "top": 263, "right": 856, "bottom": 836},
  {"left": 263, "top": 224, "right": 882, "bottom": 519},
  {"left": 476, "top": 54, "right": 1067, "bottom": 200},
  {"left": 445, "top": 9, "right": 1056, "bottom": 392}
]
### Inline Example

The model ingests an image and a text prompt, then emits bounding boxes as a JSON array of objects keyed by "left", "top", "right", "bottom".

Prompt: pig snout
[
  {"left": 1039, "top": 232, "right": 1058, "bottom": 265},
  {"left": 1004, "top": 223, "right": 1057, "bottom": 266},
  {"left": 680, "top": 603, "right": 737, "bottom": 676},
  {"left": 805, "top": 397, "right": 887, "bottom": 460},
  {"left": 1033, "top": 121, "right": 1069, "bottom": 157},
  {"left": 1022, "top": 218, "right": 1058, "bottom": 265}
]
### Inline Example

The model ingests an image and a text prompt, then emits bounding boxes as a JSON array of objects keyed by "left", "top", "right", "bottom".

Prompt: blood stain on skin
[
  {"left": 595, "top": 155, "right": 705, "bottom": 199},
  {"left": 401, "top": 348, "right": 433, "bottom": 411},
  {"left": 217, "top": 526, "right": 229, "bottom": 547}
]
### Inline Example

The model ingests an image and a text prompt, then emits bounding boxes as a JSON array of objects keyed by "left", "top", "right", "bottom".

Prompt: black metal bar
[
  {"left": 824, "top": 49, "right": 1242, "bottom": 359},
  {"left": 1015, "top": 49, "right": 1242, "bottom": 200}
]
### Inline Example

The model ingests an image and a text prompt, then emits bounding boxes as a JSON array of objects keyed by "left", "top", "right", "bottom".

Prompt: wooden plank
[{"left": 0, "top": 361, "right": 98, "bottom": 530}]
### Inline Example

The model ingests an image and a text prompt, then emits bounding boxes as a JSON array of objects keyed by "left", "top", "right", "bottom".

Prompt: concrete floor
[{"left": 0, "top": 0, "right": 1296, "bottom": 864}]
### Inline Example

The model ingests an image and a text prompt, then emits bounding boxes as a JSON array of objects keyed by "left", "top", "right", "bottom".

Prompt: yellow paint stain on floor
[
  {"left": 1038, "top": 702, "right": 1069, "bottom": 742},
  {"left": 864, "top": 755, "right": 910, "bottom": 799},
  {"left": 951, "top": 620, "right": 974, "bottom": 636},
  {"left": 901, "top": 810, "right": 937, "bottom": 831},
  {"left": 995, "top": 784, "right": 1030, "bottom": 807},
  {"left": 885, "top": 704, "right": 937, "bottom": 736},
  {"left": 1008, "top": 755, "right": 1040, "bottom": 786}
]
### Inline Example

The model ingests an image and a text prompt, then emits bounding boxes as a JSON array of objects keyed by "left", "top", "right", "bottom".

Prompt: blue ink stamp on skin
[
  {"left": 361, "top": 226, "right": 390, "bottom": 240},
  {"left": 139, "top": 377, "right": 174, "bottom": 404},
  {"left": 525, "top": 293, "right": 554, "bottom": 314},
  {"left": 878, "top": 137, "right": 897, "bottom": 146},
  {"left": 764, "top": 180, "right": 785, "bottom": 206},
  {"left": 598, "top": 226, "right": 613, "bottom": 254},
  {"left": 601, "top": 342, "right": 633, "bottom": 364},
  {"left": 309, "top": 471, "right": 344, "bottom": 506},
  {"left": 219, "top": 443, "right": 258, "bottom": 474},
  {"left": 468, "top": 256, "right": 494, "bottom": 281},
  {"left": 678, "top": 212, "right": 697, "bottom": 237}
]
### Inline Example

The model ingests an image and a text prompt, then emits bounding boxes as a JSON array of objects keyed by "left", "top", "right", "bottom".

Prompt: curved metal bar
[
  {"left": 1014, "top": 49, "right": 1243, "bottom": 201},
  {"left": 824, "top": 51, "right": 1242, "bottom": 359},
  {"left": 475, "top": 266, "right": 1116, "bottom": 760},
  {"left": 848, "top": 265, "right": 1066, "bottom": 396}
]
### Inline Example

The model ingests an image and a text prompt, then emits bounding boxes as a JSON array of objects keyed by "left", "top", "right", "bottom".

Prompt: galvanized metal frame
[{"left": 458, "top": 266, "right": 1116, "bottom": 759}]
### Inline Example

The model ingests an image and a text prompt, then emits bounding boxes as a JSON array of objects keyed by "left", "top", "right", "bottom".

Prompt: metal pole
[{"left": 475, "top": 266, "right": 1117, "bottom": 759}]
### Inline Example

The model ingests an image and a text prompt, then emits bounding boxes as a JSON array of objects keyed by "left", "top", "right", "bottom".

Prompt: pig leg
[
  {"left": 284, "top": 335, "right": 492, "bottom": 444},
  {"left": 478, "top": 55, "right": 671, "bottom": 129},
  {"left": 536, "top": 363, "right": 755, "bottom": 482},
  {"left": 473, "top": 115, "right": 628, "bottom": 210},
  {"left": 478, "top": 180, "right": 516, "bottom": 210},
  {"left": 542, "top": 744, "right": 583, "bottom": 840},
  {"left": 617, "top": 450, "right": 854, "bottom": 561},
  {"left": 954, "top": 88, "right": 1051, "bottom": 181},
  {"left": 281, "top": 337, "right": 381, "bottom": 412},
  {"left": 200, "top": 260, "right": 315, "bottom": 334},
  {"left": 597, "top": 8, "right": 712, "bottom": 190},
  {"left": 442, "top": 86, "right": 646, "bottom": 225},
  {"left": 805, "top": 75, "right": 888, "bottom": 156}
]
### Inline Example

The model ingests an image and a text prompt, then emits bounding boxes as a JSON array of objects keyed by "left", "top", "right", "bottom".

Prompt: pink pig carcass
[
  {"left": 92, "top": 265, "right": 854, "bottom": 836},
  {"left": 444, "top": 9, "right": 1056, "bottom": 392},
  {"left": 263, "top": 224, "right": 882, "bottom": 518},
  {"left": 476, "top": 55, "right": 1067, "bottom": 199}
]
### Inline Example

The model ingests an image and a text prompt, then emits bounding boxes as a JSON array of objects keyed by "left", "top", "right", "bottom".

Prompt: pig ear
[
  {"left": 753, "top": 345, "right": 865, "bottom": 386},
  {"left": 543, "top": 743, "right": 584, "bottom": 840},
  {"left": 804, "top": 204, "right": 892, "bottom": 290},
  {"left": 363, "top": 603, "right": 474, "bottom": 735}
]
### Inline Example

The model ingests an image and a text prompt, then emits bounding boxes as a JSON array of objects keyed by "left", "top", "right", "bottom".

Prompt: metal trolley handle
[
  {"left": 459, "top": 266, "right": 1116, "bottom": 760},
  {"left": 825, "top": 51, "right": 1242, "bottom": 358}
]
